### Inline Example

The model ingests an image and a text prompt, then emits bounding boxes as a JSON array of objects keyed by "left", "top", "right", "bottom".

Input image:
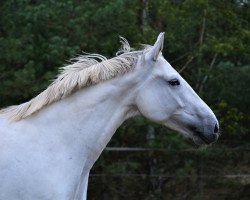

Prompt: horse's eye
[{"left": 168, "top": 79, "right": 180, "bottom": 86}]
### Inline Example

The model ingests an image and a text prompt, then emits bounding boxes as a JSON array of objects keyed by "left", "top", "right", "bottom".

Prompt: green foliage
[
  {"left": 0, "top": 0, "right": 142, "bottom": 106},
  {"left": 0, "top": 0, "right": 250, "bottom": 199},
  {"left": 216, "top": 101, "right": 246, "bottom": 136}
]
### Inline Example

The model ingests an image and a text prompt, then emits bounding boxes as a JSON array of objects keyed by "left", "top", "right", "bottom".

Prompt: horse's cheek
[{"left": 136, "top": 89, "right": 173, "bottom": 122}]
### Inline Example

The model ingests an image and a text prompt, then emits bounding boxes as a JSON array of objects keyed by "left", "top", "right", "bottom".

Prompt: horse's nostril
[{"left": 214, "top": 123, "right": 219, "bottom": 133}]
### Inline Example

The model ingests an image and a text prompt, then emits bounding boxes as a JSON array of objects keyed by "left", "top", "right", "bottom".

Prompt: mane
[{"left": 0, "top": 37, "right": 143, "bottom": 121}]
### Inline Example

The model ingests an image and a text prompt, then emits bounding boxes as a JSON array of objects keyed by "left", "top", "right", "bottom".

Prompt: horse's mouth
[
  {"left": 193, "top": 131, "right": 211, "bottom": 145},
  {"left": 192, "top": 130, "right": 218, "bottom": 145},
  {"left": 164, "top": 121, "right": 218, "bottom": 146}
]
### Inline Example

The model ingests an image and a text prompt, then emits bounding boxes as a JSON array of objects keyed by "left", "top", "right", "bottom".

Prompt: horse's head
[{"left": 135, "top": 33, "right": 219, "bottom": 145}]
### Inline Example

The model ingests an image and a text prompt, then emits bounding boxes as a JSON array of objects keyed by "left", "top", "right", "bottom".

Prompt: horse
[{"left": 0, "top": 33, "right": 219, "bottom": 200}]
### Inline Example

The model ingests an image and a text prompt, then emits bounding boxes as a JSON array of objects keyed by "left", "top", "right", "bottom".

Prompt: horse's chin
[{"left": 192, "top": 135, "right": 209, "bottom": 146}]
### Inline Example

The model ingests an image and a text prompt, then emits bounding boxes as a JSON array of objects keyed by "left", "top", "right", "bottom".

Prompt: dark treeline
[{"left": 0, "top": 0, "right": 249, "bottom": 199}]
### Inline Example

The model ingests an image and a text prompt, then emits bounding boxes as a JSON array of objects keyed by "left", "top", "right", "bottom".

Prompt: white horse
[{"left": 0, "top": 33, "right": 219, "bottom": 200}]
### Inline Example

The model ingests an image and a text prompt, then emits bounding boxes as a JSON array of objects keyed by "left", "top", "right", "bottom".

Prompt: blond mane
[{"left": 0, "top": 37, "right": 143, "bottom": 121}]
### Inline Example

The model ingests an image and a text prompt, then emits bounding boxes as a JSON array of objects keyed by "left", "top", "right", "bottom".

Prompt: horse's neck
[
  {"left": 0, "top": 65, "right": 146, "bottom": 199},
  {"left": 11, "top": 72, "right": 141, "bottom": 199},
  {"left": 30, "top": 72, "right": 140, "bottom": 167}
]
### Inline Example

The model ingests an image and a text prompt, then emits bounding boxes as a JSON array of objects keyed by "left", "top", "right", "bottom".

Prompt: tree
[{"left": 1, "top": 0, "right": 249, "bottom": 199}]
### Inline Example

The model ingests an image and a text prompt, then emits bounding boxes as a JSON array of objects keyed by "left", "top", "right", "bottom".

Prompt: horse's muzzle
[{"left": 192, "top": 122, "right": 219, "bottom": 145}]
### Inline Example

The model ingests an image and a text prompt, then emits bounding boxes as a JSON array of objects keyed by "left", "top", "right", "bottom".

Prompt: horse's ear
[{"left": 147, "top": 32, "right": 165, "bottom": 61}]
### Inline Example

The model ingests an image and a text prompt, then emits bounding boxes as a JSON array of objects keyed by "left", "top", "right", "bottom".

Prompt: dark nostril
[{"left": 214, "top": 123, "right": 219, "bottom": 133}]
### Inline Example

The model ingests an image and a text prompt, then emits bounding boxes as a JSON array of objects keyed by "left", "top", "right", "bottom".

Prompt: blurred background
[{"left": 0, "top": 0, "right": 249, "bottom": 199}]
